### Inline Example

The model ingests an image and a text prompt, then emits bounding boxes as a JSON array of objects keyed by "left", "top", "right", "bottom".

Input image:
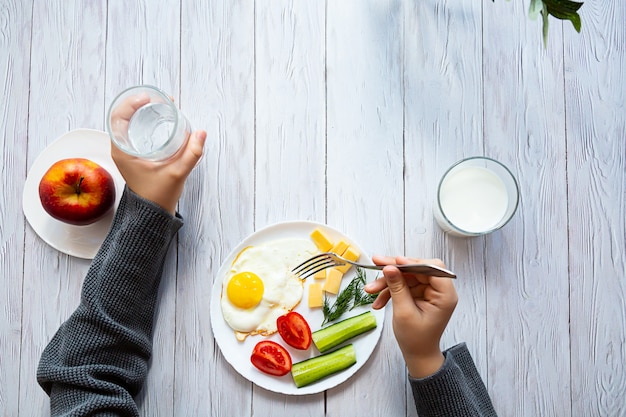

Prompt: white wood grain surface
[{"left": 1, "top": 0, "right": 624, "bottom": 416}]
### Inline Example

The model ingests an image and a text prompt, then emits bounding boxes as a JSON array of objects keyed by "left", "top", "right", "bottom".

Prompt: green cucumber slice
[
  {"left": 291, "top": 344, "right": 356, "bottom": 388},
  {"left": 311, "top": 311, "right": 377, "bottom": 353}
]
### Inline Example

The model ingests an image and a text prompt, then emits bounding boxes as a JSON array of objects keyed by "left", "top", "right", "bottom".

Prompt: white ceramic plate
[
  {"left": 210, "top": 221, "right": 385, "bottom": 395},
  {"left": 22, "top": 129, "right": 125, "bottom": 259}
]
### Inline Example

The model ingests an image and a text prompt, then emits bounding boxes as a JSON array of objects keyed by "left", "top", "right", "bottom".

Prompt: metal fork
[{"left": 292, "top": 252, "right": 456, "bottom": 279}]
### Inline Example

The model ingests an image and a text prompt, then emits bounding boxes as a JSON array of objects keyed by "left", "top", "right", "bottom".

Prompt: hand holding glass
[{"left": 107, "top": 85, "right": 191, "bottom": 161}]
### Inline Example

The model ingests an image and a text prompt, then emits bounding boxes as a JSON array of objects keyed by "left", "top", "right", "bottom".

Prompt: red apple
[{"left": 38, "top": 158, "right": 116, "bottom": 226}]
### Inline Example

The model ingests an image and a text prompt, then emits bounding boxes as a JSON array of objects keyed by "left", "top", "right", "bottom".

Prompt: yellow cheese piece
[
  {"left": 310, "top": 228, "right": 334, "bottom": 252},
  {"left": 308, "top": 282, "right": 324, "bottom": 308},
  {"left": 334, "top": 246, "right": 361, "bottom": 273},
  {"left": 322, "top": 268, "right": 344, "bottom": 294},
  {"left": 330, "top": 240, "right": 349, "bottom": 256},
  {"left": 313, "top": 268, "right": 327, "bottom": 280}
]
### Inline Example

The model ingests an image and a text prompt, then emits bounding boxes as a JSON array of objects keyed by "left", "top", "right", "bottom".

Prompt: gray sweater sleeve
[
  {"left": 409, "top": 343, "right": 497, "bottom": 417},
  {"left": 37, "top": 186, "right": 183, "bottom": 417}
]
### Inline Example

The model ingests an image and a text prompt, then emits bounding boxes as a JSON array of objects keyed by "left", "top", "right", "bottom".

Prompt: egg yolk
[{"left": 227, "top": 272, "right": 264, "bottom": 309}]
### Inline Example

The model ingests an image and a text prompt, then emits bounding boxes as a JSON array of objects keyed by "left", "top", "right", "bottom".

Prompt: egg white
[{"left": 220, "top": 237, "right": 317, "bottom": 339}]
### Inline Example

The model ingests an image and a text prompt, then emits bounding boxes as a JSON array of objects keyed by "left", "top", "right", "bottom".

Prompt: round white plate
[
  {"left": 210, "top": 221, "right": 385, "bottom": 395},
  {"left": 22, "top": 128, "right": 125, "bottom": 259}
]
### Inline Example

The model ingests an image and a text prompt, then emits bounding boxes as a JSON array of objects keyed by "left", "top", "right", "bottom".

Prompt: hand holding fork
[{"left": 364, "top": 255, "right": 458, "bottom": 379}]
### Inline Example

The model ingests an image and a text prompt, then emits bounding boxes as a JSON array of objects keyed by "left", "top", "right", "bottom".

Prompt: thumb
[
  {"left": 383, "top": 265, "right": 415, "bottom": 309},
  {"left": 179, "top": 130, "right": 206, "bottom": 171}
]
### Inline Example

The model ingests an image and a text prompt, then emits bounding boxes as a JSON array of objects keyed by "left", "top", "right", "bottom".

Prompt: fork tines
[{"left": 292, "top": 253, "right": 343, "bottom": 279}]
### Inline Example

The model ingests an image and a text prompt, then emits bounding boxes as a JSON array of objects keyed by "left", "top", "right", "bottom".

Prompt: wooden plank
[
  {"left": 104, "top": 1, "right": 181, "bottom": 415},
  {"left": 565, "top": 0, "right": 626, "bottom": 415},
  {"left": 483, "top": 1, "right": 571, "bottom": 415},
  {"left": 255, "top": 0, "right": 326, "bottom": 227},
  {"left": 175, "top": 0, "right": 255, "bottom": 415},
  {"left": 253, "top": 0, "right": 326, "bottom": 414},
  {"left": 403, "top": 1, "right": 486, "bottom": 416},
  {"left": 326, "top": 0, "right": 405, "bottom": 415},
  {"left": 19, "top": 1, "right": 107, "bottom": 414},
  {"left": 0, "top": 1, "right": 32, "bottom": 415}
]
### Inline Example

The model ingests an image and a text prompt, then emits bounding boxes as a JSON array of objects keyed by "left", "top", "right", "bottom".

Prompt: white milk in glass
[{"left": 438, "top": 166, "right": 508, "bottom": 234}]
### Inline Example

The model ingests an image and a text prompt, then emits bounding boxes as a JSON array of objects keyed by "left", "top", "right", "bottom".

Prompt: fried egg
[{"left": 220, "top": 238, "right": 317, "bottom": 341}]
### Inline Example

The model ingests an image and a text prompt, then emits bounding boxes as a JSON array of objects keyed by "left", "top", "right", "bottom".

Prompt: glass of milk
[
  {"left": 106, "top": 85, "right": 191, "bottom": 161},
  {"left": 434, "top": 157, "right": 519, "bottom": 237}
]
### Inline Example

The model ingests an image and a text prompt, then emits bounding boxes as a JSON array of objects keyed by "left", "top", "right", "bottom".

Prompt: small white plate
[
  {"left": 210, "top": 221, "right": 385, "bottom": 395},
  {"left": 23, "top": 129, "right": 125, "bottom": 259}
]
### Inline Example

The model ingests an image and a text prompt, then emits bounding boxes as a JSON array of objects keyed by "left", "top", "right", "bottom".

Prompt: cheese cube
[
  {"left": 313, "top": 268, "right": 326, "bottom": 280},
  {"left": 334, "top": 246, "right": 361, "bottom": 273},
  {"left": 310, "top": 228, "right": 334, "bottom": 252},
  {"left": 330, "top": 240, "right": 350, "bottom": 256},
  {"left": 322, "top": 268, "right": 344, "bottom": 294},
  {"left": 308, "top": 283, "right": 324, "bottom": 308}
]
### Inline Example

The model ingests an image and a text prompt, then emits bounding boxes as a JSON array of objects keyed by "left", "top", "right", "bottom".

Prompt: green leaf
[
  {"left": 321, "top": 267, "right": 378, "bottom": 326},
  {"left": 543, "top": 0, "right": 583, "bottom": 32},
  {"left": 529, "top": 0, "right": 544, "bottom": 20},
  {"left": 494, "top": 0, "right": 583, "bottom": 46},
  {"left": 542, "top": 3, "right": 550, "bottom": 47},
  {"left": 351, "top": 268, "right": 378, "bottom": 309}
]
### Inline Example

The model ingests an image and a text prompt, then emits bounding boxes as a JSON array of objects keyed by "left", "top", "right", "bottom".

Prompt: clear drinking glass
[
  {"left": 106, "top": 85, "right": 191, "bottom": 161},
  {"left": 434, "top": 157, "right": 519, "bottom": 237}
]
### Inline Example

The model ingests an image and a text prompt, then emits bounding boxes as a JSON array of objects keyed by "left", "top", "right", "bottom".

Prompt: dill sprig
[
  {"left": 352, "top": 267, "right": 378, "bottom": 309},
  {"left": 321, "top": 267, "right": 378, "bottom": 326}
]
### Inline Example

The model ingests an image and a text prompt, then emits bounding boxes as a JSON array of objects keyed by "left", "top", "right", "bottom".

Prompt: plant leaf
[
  {"left": 494, "top": 0, "right": 583, "bottom": 46},
  {"left": 542, "top": 2, "right": 550, "bottom": 47},
  {"left": 529, "top": 0, "right": 544, "bottom": 20},
  {"left": 543, "top": 0, "right": 583, "bottom": 32},
  {"left": 320, "top": 267, "right": 378, "bottom": 326}
]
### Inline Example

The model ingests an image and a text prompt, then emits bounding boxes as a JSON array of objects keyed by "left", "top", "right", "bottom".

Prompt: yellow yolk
[{"left": 227, "top": 272, "right": 264, "bottom": 309}]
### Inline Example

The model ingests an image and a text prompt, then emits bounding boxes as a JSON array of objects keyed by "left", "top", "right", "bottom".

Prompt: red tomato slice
[
  {"left": 250, "top": 340, "right": 292, "bottom": 376},
  {"left": 276, "top": 311, "right": 312, "bottom": 350}
]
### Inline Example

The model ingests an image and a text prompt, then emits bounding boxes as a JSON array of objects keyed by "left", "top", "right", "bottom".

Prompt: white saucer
[{"left": 22, "top": 129, "right": 126, "bottom": 259}]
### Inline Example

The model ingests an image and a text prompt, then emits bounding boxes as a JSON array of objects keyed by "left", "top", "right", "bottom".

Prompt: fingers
[
  {"left": 371, "top": 288, "right": 390, "bottom": 309},
  {"left": 111, "top": 93, "right": 150, "bottom": 123},
  {"left": 366, "top": 275, "right": 425, "bottom": 309},
  {"left": 381, "top": 265, "right": 416, "bottom": 311},
  {"left": 373, "top": 255, "right": 445, "bottom": 268},
  {"left": 424, "top": 277, "right": 458, "bottom": 307},
  {"left": 177, "top": 130, "right": 206, "bottom": 174},
  {"left": 190, "top": 130, "right": 207, "bottom": 158},
  {"left": 372, "top": 255, "right": 396, "bottom": 266},
  {"left": 395, "top": 256, "right": 445, "bottom": 268},
  {"left": 364, "top": 275, "right": 388, "bottom": 293},
  {"left": 369, "top": 255, "right": 446, "bottom": 287}
]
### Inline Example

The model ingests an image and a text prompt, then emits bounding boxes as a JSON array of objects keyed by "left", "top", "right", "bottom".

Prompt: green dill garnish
[
  {"left": 321, "top": 267, "right": 378, "bottom": 326},
  {"left": 351, "top": 267, "right": 378, "bottom": 309}
]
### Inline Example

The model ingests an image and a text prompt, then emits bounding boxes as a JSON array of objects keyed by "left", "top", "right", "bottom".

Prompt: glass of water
[{"left": 106, "top": 85, "right": 191, "bottom": 161}]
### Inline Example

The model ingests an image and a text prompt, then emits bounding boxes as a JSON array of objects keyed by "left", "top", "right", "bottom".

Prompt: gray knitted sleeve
[
  {"left": 409, "top": 343, "right": 497, "bottom": 417},
  {"left": 37, "top": 186, "right": 183, "bottom": 417}
]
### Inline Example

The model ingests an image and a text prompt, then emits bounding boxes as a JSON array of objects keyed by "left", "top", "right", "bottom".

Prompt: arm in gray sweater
[
  {"left": 410, "top": 343, "right": 497, "bottom": 416},
  {"left": 37, "top": 187, "right": 182, "bottom": 417}
]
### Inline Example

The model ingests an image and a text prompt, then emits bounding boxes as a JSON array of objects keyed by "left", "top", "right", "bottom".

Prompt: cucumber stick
[
  {"left": 312, "top": 311, "right": 377, "bottom": 353},
  {"left": 291, "top": 344, "right": 356, "bottom": 388}
]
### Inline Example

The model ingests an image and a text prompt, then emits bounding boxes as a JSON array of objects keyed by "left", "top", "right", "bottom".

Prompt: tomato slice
[
  {"left": 276, "top": 311, "right": 312, "bottom": 350},
  {"left": 250, "top": 340, "right": 292, "bottom": 376}
]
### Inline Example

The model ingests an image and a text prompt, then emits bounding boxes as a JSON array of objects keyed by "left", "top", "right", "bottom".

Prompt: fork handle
[{"left": 359, "top": 263, "right": 456, "bottom": 278}]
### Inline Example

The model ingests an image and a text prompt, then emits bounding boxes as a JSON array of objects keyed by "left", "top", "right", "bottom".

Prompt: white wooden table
[{"left": 2, "top": 1, "right": 624, "bottom": 416}]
